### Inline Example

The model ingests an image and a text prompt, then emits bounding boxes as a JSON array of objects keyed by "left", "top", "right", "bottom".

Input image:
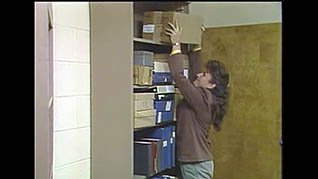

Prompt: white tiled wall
[
  {"left": 54, "top": 62, "right": 90, "bottom": 96},
  {"left": 54, "top": 127, "right": 90, "bottom": 167},
  {"left": 52, "top": 2, "right": 90, "bottom": 179},
  {"left": 53, "top": 2, "right": 90, "bottom": 30},
  {"left": 54, "top": 159, "right": 90, "bottom": 179}
]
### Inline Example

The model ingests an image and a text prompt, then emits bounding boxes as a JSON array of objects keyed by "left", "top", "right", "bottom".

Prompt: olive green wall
[{"left": 201, "top": 23, "right": 281, "bottom": 179}]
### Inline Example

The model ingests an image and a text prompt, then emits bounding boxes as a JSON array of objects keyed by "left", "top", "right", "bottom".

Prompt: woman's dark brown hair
[{"left": 206, "top": 60, "right": 230, "bottom": 132}]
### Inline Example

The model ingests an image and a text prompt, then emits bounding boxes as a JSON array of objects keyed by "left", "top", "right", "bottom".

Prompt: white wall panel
[
  {"left": 76, "top": 95, "right": 90, "bottom": 127},
  {"left": 75, "top": 30, "right": 90, "bottom": 62},
  {"left": 54, "top": 127, "right": 90, "bottom": 167},
  {"left": 52, "top": 2, "right": 90, "bottom": 178},
  {"left": 54, "top": 159, "right": 90, "bottom": 179},
  {"left": 54, "top": 97, "right": 76, "bottom": 131},
  {"left": 54, "top": 26, "right": 76, "bottom": 60},
  {"left": 54, "top": 62, "right": 90, "bottom": 96},
  {"left": 53, "top": 2, "right": 90, "bottom": 30}
]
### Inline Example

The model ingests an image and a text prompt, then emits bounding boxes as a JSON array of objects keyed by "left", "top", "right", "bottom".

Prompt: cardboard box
[
  {"left": 153, "top": 53, "right": 189, "bottom": 69},
  {"left": 133, "top": 65, "right": 153, "bottom": 85},
  {"left": 143, "top": 11, "right": 204, "bottom": 44},
  {"left": 143, "top": 11, "right": 165, "bottom": 24},
  {"left": 143, "top": 24, "right": 168, "bottom": 43},
  {"left": 153, "top": 53, "right": 170, "bottom": 62},
  {"left": 134, "top": 109, "right": 157, "bottom": 128},
  {"left": 134, "top": 51, "right": 154, "bottom": 67},
  {"left": 133, "top": 93, "right": 155, "bottom": 100},
  {"left": 134, "top": 99, "right": 154, "bottom": 111},
  {"left": 153, "top": 62, "right": 170, "bottom": 73}
]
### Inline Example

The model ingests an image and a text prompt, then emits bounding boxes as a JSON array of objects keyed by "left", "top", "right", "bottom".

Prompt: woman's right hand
[{"left": 165, "top": 20, "right": 182, "bottom": 45}]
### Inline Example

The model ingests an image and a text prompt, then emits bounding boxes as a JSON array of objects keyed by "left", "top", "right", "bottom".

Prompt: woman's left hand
[{"left": 165, "top": 20, "right": 182, "bottom": 45}]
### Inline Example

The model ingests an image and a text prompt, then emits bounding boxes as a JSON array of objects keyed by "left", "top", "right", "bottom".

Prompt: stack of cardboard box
[
  {"left": 133, "top": 93, "right": 156, "bottom": 128},
  {"left": 133, "top": 50, "right": 156, "bottom": 128},
  {"left": 133, "top": 51, "right": 154, "bottom": 86}
]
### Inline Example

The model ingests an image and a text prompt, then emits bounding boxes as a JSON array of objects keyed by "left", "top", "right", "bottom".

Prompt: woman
[{"left": 165, "top": 20, "right": 230, "bottom": 179}]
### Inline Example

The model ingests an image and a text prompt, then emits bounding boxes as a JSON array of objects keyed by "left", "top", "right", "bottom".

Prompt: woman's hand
[
  {"left": 201, "top": 25, "right": 206, "bottom": 32},
  {"left": 165, "top": 20, "right": 182, "bottom": 45}
]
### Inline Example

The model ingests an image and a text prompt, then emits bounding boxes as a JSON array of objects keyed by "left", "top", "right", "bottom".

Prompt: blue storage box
[
  {"left": 154, "top": 93, "right": 174, "bottom": 101},
  {"left": 169, "top": 125, "right": 176, "bottom": 168},
  {"left": 156, "top": 110, "right": 174, "bottom": 124},
  {"left": 152, "top": 72, "right": 172, "bottom": 84},
  {"left": 154, "top": 100, "right": 173, "bottom": 112},
  {"left": 136, "top": 126, "right": 172, "bottom": 172}
]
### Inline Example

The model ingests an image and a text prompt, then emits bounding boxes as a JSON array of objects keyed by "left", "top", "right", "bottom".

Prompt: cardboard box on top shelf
[
  {"left": 143, "top": 11, "right": 165, "bottom": 24},
  {"left": 175, "top": 5, "right": 189, "bottom": 14},
  {"left": 142, "top": 11, "right": 204, "bottom": 44}
]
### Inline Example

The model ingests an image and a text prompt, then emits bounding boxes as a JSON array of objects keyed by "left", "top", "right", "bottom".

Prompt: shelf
[
  {"left": 133, "top": 37, "right": 190, "bottom": 54},
  {"left": 134, "top": 2, "right": 190, "bottom": 12},
  {"left": 134, "top": 37, "right": 171, "bottom": 46}
]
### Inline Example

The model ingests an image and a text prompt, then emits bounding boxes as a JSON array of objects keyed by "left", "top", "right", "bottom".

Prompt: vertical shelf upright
[{"left": 90, "top": 3, "right": 133, "bottom": 179}]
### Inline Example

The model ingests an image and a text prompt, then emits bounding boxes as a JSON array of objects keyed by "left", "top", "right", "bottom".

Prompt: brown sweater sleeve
[
  {"left": 188, "top": 50, "right": 202, "bottom": 83},
  {"left": 168, "top": 53, "right": 206, "bottom": 113}
]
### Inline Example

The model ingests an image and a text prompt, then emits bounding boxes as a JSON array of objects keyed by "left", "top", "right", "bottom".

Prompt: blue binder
[
  {"left": 156, "top": 110, "right": 174, "bottom": 124},
  {"left": 134, "top": 141, "right": 154, "bottom": 176},
  {"left": 154, "top": 100, "right": 173, "bottom": 112},
  {"left": 154, "top": 93, "right": 174, "bottom": 101},
  {"left": 139, "top": 138, "right": 163, "bottom": 173},
  {"left": 154, "top": 100, "right": 174, "bottom": 123},
  {"left": 140, "top": 127, "right": 171, "bottom": 171},
  {"left": 152, "top": 72, "right": 172, "bottom": 84},
  {"left": 169, "top": 125, "right": 176, "bottom": 168}
]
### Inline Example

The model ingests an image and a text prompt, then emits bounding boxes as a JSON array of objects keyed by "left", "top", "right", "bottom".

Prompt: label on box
[
  {"left": 166, "top": 86, "right": 171, "bottom": 92},
  {"left": 165, "top": 101, "right": 172, "bottom": 111},
  {"left": 157, "top": 112, "right": 162, "bottom": 123},
  {"left": 163, "top": 140, "right": 168, "bottom": 147},
  {"left": 173, "top": 132, "right": 176, "bottom": 137},
  {"left": 143, "top": 24, "right": 155, "bottom": 33},
  {"left": 170, "top": 138, "right": 173, "bottom": 144}
]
